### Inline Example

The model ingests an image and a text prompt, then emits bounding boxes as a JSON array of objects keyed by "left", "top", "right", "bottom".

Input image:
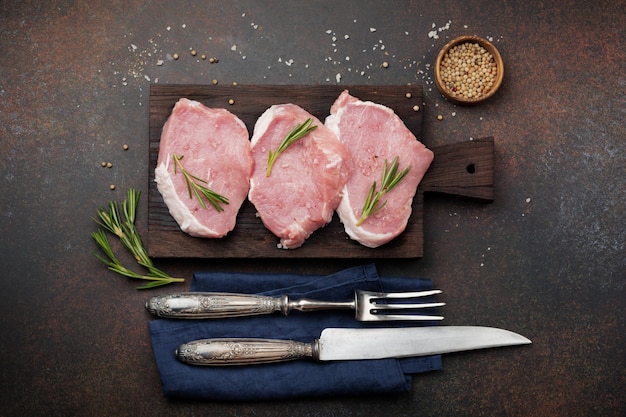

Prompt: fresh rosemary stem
[
  {"left": 173, "top": 154, "right": 229, "bottom": 211},
  {"left": 92, "top": 188, "right": 184, "bottom": 289},
  {"left": 356, "top": 156, "right": 411, "bottom": 226},
  {"left": 266, "top": 118, "right": 317, "bottom": 177}
]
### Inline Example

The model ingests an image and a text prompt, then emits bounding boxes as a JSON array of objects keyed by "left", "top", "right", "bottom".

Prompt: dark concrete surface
[{"left": 1, "top": 1, "right": 624, "bottom": 416}]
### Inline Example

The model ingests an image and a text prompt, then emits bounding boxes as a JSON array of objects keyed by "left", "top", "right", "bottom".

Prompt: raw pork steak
[
  {"left": 248, "top": 104, "right": 351, "bottom": 249},
  {"left": 155, "top": 98, "right": 253, "bottom": 238},
  {"left": 325, "top": 90, "right": 434, "bottom": 248}
]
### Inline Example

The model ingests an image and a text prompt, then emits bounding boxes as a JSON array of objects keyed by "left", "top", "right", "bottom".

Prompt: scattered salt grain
[
  {"left": 369, "top": 27, "right": 376, "bottom": 32},
  {"left": 526, "top": 197, "right": 532, "bottom": 203},
  {"left": 231, "top": 45, "right": 237, "bottom": 51},
  {"left": 336, "top": 73, "right": 342, "bottom": 83}
]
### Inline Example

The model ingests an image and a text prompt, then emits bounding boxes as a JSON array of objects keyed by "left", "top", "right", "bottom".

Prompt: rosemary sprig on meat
[
  {"left": 356, "top": 156, "right": 411, "bottom": 226},
  {"left": 173, "top": 154, "right": 229, "bottom": 211},
  {"left": 266, "top": 118, "right": 317, "bottom": 177},
  {"left": 92, "top": 188, "right": 184, "bottom": 289}
]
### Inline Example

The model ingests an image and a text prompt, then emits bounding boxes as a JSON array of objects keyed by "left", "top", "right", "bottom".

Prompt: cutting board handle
[{"left": 420, "top": 137, "right": 494, "bottom": 202}]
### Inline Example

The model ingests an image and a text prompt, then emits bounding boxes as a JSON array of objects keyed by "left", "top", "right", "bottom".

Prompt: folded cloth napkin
[{"left": 149, "top": 264, "right": 442, "bottom": 401}]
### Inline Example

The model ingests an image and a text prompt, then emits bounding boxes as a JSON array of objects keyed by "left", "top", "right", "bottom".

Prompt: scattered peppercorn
[
  {"left": 405, "top": 92, "right": 412, "bottom": 99},
  {"left": 101, "top": 161, "right": 107, "bottom": 167},
  {"left": 106, "top": 162, "right": 113, "bottom": 168},
  {"left": 413, "top": 105, "right": 420, "bottom": 112},
  {"left": 201, "top": 54, "right": 207, "bottom": 60},
  {"left": 191, "top": 50, "right": 197, "bottom": 56},
  {"left": 440, "top": 42, "right": 497, "bottom": 100},
  {"left": 172, "top": 53, "right": 179, "bottom": 60},
  {"left": 437, "top": 114, "right": 443, "bottom": 121},
  {"left": 109, "top": 184, "right": 116, "bottom": 190},
  {"left": 232, "top": 82, "right": 238, "bottom": 86},
  {"left": 212, "top": 79, "right": 218, "bottom": 85},
  {"left": 228, "top": 99, "right": 235, "bottom": 105},
  {"left": 123, "top": 144, "right": 129, "bottom": 150},
  {"left": 382, "top": 61, "right": 389, "bottom": 68}
]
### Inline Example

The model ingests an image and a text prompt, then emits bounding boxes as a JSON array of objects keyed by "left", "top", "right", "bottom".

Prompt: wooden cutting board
[{"left": 147, "top": 84, "right": 494, "bottom": 258}]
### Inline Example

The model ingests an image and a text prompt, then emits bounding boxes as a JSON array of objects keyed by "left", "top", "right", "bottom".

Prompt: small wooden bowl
[{"left": 434, "top": 35, "right": 504, "bottom": 105}]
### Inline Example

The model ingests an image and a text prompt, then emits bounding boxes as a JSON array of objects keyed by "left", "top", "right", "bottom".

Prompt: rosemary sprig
[
  {"left": 92, "top": 188, "right": 185, "bottom": 289},
  {"left": 266, "top": 118, "right": 317, "bottom": 177},
  {"left": 356, "top": 156, "right": 411, "bottom": 226},
  {"left": 173, "top": 154, "right": 229, "bottom": 211}
]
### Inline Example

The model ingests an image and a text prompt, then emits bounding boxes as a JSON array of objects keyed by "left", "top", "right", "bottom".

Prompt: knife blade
[{"left": 175, "top": 326, "right": 531, "bottom": 366}]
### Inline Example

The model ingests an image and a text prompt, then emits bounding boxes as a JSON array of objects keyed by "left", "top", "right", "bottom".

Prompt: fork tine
[
  {"left": 374, "top": 289, "right": 442, "bottom": 299},
  {"left": 356, "top": 289, "right": 445, "bottom": 321},
  {"left": 371, "top": 302, "right": 446, "bottom": 310},
  {"left": 366, "top": 314, "right": 445, "bottom": 321}
]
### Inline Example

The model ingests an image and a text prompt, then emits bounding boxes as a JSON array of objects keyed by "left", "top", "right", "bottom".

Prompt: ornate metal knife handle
[
  {"left": 175, "top": 338, "right": 319, "bottom": 365},
  {"left": 146, "top": 292, "right": 284, "bottom": 319}
]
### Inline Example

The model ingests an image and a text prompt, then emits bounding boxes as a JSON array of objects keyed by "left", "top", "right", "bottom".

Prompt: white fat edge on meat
[
  {"left": 250, "top": 104, "right": 283, "bottom": 149},
  {"left": 335, "top": 188, "right": 395, "bottom": 248},
  {"left": 154, "top": 156, "right": 220, "bottom": 238}
]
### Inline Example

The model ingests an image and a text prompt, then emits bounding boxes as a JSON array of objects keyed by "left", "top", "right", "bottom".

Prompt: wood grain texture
[{"left": 147, "top": 84, "right": 493, "bottom": 258}]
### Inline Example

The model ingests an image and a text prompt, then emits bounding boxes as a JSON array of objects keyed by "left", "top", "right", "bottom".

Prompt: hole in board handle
[{"left": 466, "top": 163, "right": 476, "bottom": 174}]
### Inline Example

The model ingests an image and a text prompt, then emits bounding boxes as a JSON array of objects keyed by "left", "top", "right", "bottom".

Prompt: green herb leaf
[
  {"left": 356, "top": 156, "right": 411, "bottom": 226},
  {"left": 173, "top": 154, "right": 230, "bottom": 211},
  {"left": 91, "top": 189, "right": 185, "bottom": 289},
  {"left": 266, "top": 118, "right": 318, "bottom": 177}
]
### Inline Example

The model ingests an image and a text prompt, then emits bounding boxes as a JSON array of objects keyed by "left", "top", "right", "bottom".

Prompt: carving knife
[{"left": 175, "top": 326, "right": 531, "bottom": 366}]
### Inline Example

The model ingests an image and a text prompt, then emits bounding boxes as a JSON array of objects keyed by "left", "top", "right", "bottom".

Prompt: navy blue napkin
[{"left": 149, "top": 264, "right": 442, "bottom": 401}]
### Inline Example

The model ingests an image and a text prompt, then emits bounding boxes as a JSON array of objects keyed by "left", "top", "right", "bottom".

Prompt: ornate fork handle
[
  {"left": 147, "top": 292, "right": 355, "bottom": 319},
  {"left": 146, "top": 293, "right": 282, "bottom": 318}
]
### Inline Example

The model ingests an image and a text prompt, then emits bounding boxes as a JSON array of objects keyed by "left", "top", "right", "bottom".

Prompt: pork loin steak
[
  {"left": 155, "top": 98, "right": 253, "bottom": 238},
  {"left": 248, "top": 104, "right": 351, "bottom": 249},
  {"left": 325, "top": 90, "right": 434, "bottom": 248}
]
